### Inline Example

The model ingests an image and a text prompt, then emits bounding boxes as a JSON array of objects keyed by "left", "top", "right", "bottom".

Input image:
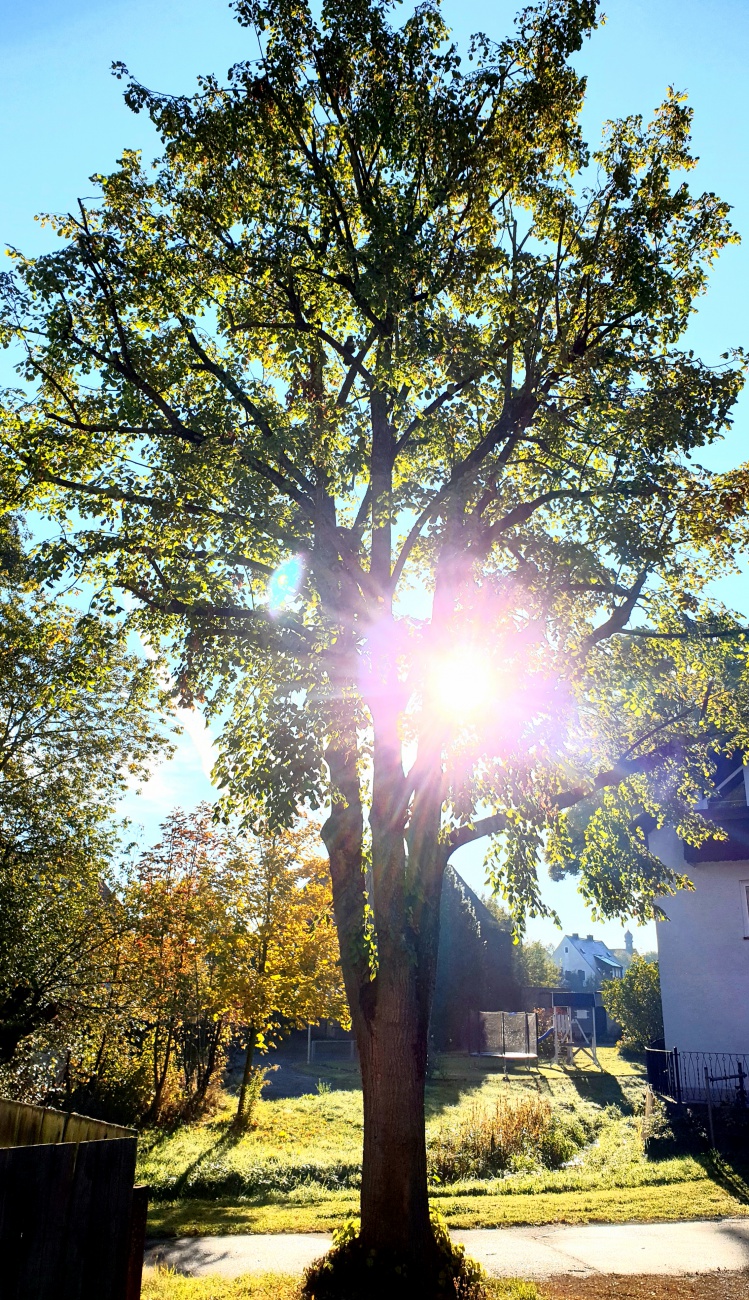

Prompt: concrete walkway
[{"left": 145, "top": 1218, "right": 749, "bottom": 1280}]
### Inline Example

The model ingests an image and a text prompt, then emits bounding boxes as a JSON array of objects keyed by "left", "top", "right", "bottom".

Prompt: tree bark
[
  {"left": 357, "top": 957, "right": 433, "bottom": 1258},
  {"left": 320, "top": 607, "right": 453, "bottom": 1271},
  {"left": 325, "top": 715, "right": 448, "bottom": 1268},
  {"left": 233, "top": 1029, "right": 257, "bottom": 1127}
]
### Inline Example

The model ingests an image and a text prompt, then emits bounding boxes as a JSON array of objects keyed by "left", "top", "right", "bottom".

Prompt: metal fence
[{"left": 646, "top": 1047, "right": 749, "bottom": 1107}]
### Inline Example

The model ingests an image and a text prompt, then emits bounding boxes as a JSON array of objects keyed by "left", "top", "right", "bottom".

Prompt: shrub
[
  {"left": 427, "top": 1095, "right": 591, "bottom": 1183},
  {"left": 601, "top": 957, "right": 664, "bottom": 1049},
  {"left": 303, "top": 1211, "right": 488, "bottom": 1300}
]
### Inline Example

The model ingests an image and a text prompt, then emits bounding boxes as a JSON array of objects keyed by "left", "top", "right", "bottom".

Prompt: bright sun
[{"left": 426, "top": 647, "right": 495, "bottom": 722}]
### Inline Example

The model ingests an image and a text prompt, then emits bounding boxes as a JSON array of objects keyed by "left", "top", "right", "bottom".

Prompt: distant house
[
  {"left": 552, "top": 933, "right": 623, "bottom": 989},
  {"left": 649, "top": 757, "right": 749, "bottom": 1055}
]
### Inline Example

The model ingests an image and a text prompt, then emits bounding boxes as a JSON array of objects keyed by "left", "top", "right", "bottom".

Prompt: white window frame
[{"left": 741, "top": 879, "right": 749, "bottom": 939}]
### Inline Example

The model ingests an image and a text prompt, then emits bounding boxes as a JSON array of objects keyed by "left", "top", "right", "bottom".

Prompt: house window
[{"left": 741, "top": 880, "right": 749, "bottom": 939}]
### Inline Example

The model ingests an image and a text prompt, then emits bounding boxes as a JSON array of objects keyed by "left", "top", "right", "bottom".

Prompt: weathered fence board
[{"left": 0, "top": 1098, "right": 141, "bottom": 1300}]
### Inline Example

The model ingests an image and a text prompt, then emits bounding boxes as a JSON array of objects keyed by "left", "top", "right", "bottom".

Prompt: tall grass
[{"left": 428, "top": 1095, "right": 591, "bottom": 1182}]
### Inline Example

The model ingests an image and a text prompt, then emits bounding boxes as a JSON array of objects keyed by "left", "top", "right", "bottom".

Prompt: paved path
[{"left": 145, "top": 1218, "right": 749, "bottom": 1280}]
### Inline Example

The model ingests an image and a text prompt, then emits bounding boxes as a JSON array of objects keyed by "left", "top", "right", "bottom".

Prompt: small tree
[
  {"left": 224, "top": 820, "right": 349, "bottom": 1129},
  {"left": 119, "top": 806, "right": 235, "bottom": 1122},
  {"left": 601, "top": 956, "right": 664, "bottom": 1049},
  {"left": 517, "top": 941, "right": 561, "bottom": 988},
  {"left": 117, "top": 806, "right": 347, "bottom": 1124}
]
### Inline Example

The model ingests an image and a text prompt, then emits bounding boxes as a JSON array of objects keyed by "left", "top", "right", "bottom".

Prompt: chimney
[
  {"left": 571, "top": 933, "right": 579, "bottom": 940},
  {"left": 586, "top": 934, "right": 594, "bottom": 941}
]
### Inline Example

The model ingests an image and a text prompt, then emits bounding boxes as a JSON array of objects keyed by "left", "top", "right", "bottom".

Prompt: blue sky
[{"left": 3, "top": 0, "right": 748, "bottom": 948}]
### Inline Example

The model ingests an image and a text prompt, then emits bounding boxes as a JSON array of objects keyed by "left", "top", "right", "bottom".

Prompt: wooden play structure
[{"left": 551, "top": 990, "right": 601, "bottom": 1068}]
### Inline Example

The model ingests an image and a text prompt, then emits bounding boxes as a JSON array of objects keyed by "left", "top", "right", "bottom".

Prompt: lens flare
[
  {"left": 426, "top": 647, "right": 496, "bottom": 722},
  {"left": 266, "top": 555, "right": 304, "bottom": 613}
]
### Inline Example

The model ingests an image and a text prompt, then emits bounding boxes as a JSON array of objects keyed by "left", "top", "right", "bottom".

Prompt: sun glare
[
  {"left": 266, "top": 554, "right": 304, "bottom": 613},
  {"left": 426, "top": 647, "right": 495, "bottom": 723}
]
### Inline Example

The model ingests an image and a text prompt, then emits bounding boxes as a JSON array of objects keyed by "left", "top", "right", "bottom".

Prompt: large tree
[{"left": 2, "top": 0, "right": 749, "bottom": 1286}]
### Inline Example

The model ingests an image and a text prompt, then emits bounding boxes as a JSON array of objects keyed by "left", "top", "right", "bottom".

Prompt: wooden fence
[{"left": 0, "top": 1097, "right": 147, "bottom": 1300}]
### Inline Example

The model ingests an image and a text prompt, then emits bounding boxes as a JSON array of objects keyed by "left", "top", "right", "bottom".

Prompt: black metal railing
[{"left": 646, "top": 1047, "right": 749, "bottom": 1107}]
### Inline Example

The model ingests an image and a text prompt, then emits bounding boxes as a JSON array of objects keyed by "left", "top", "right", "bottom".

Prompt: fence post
[
  {"left": 125, "top": 1185, "right": 149, "bottom": 1300},
  {"left": 704, "top": 1065, "right": 716, "bottom": 1150},
  {"left": 673, "top": 1047, "right": 683, "bottom": 1111},
  {"left": 738, "top": 1061, "right": 747, "bottom": 1109}
]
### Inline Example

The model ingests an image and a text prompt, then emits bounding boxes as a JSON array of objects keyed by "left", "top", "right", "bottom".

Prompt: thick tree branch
[
  {"left": 619, "top": 626, "right": 749, "bottom": 640},
  {"left": 390, "top": 390, "right": 539, "bottom": 590},
  {"left": 580, "top": 567, "right": 650, "bottom": 650},
  {"left": 181, "top": 327, "right": 317, "bottom": 510},
  {"left": 29, "top": 469, "right": 245, "bottom": 524},
  {"left": 446, "top": 734, "right": 716, "bottom": 852}
]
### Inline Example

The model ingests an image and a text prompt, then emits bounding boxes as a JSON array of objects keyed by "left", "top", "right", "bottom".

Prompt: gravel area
[{"left": 543, "top": 1273, "right": 749, "bottom": 1299}]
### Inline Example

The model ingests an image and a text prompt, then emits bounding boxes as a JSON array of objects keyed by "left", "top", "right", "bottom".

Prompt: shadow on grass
[
  {"left": 168, "top": 1125, "right": 247, "bottom": 1201},
  {"left": 562, "top": 1065, "right": 632, "bottom": 1112},
  {"left": 425, "top": 1054, "right": 543, "bottom": 1118},
  {"left": 700, "top": 1149, "right": 749, "bottom": 1207}
]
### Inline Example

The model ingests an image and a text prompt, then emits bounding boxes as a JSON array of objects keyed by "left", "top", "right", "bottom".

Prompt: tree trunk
[
  {"left": 191, "top": 1017, "right": 225, "bottom": 1114},
  {"left": 233, "top": 1029, "right": 257, "bottom": 1128},
  {"left": 147, "top": 1017, "right": 175, "bottom": 1123},
  {"left": 323, "top": 719, "right": 447, "bottom": 1273},
  {"left": 357, "top": 961, "right": 433, "bottom": 1258}
]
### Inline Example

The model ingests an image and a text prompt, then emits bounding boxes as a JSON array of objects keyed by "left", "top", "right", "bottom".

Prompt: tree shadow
[
  {"left": 168, "top": 1125, "right": 247, "bottom": 1200},
  {"left": 559, "top": 1062, "right": 633, "bottom": 1112},
  {"left": 424, "top": 1052, "right": 549, "bottom": 1118},
  {"left": 700, "top": 1148, "right": 749, "bottom": 1206}
]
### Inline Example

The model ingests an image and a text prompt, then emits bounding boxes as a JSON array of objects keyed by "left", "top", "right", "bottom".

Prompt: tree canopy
[
  {"left": 1, "top": 0, "right": 747, "bottom": 923},
  {"left": 0, "top": 529, "right": 169, "bottom": 1063},
  {"left": 1, "top": 0, "right": 748, "bottom": 1279},
  {"left": 601, "top": 956, "right": 664, "bottom": 1049}
]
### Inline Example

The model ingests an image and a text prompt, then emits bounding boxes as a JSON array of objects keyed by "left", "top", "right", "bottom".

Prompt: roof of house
[{"left": 558, "top": 934, "right": 623, "bottom": 970}]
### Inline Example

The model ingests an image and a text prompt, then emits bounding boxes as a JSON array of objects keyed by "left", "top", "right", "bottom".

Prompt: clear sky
[{"left": 3, "top": 0, "right": 748, "bottom": 949}]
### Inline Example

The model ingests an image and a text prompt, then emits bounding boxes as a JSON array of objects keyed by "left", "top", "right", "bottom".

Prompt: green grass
[
  {"left": 140, "top": 1049, "right": 749, "bottom": 1237},
  {"left": 142, "top": 1271, "right": 301, "bottom": 1300},
  {"left": 141, "top": 1269, "right": 541, "bottom": 1300}
]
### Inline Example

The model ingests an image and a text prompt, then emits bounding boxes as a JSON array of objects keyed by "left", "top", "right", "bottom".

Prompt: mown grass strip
[
  {"left": 142, "top": 1270, "right": 541, "bottom": 1300},
  {"left": 147, "top": 1177, "right": 748, "bottom": 1239}
]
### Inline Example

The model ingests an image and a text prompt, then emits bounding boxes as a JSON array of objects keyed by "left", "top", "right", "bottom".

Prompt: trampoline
[{"left": 471, "top": 1011, "right": 538, "bottom": 1074}]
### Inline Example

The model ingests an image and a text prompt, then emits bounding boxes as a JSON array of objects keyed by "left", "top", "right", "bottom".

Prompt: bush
[
  {"left": 601, "top": 957, "right": 664, "bottom": 1049},
  {"left": 302, "top": 1211, "right": 488, "bottom": 1300},
  {"left": 427, "top": 1096, "right": 592, "bottom": 1183}
]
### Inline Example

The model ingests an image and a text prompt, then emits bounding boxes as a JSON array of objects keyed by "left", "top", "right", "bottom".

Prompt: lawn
[
  {"left": 141, "top": 1270, "right": 749, "bottom": 1300},
  {"left": 142, "top": 1272, "right": 541, "bottom": 1300},
  {"left": 139, "top": 1049, "right": 749, "bottom": 1238}
]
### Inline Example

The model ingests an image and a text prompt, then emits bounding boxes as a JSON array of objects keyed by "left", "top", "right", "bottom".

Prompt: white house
[
  {"left": 552, "top": 933, "right": 623, "bottom": 988},
  {"left": 649, "top": 759, "right": 749, "bottom": 1055}
]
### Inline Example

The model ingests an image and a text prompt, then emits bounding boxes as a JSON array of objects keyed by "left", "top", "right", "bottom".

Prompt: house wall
[
  {"left": 552, "top": 940, "right": 595, "bottom": 985},
  {"left": 650, "top": 827, "right": 749, "bottom": 1054}
]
